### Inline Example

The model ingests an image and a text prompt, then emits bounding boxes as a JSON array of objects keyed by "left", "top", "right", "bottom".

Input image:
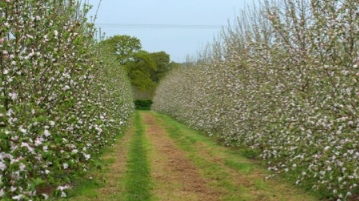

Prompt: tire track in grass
[
  {"left": 142, "top": 111, "right": 222, "bottom": 201},
  {"left": 63, "top": 111, "right": 318, "bottom": 201},
  {"left": 154, "top": 112, "right": 319, "bottom": 201}
]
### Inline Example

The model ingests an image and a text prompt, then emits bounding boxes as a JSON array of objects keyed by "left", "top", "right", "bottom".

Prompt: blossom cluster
[
  {"left": 152, "top": 0, "right": 359, "bottom": 200},
  {"left": 0, "top": 0, "right": 133, "bottom": 199}
]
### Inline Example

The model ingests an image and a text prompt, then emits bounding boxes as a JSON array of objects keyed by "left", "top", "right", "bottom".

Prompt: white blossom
[
  {"left": 83, "top": 153, "right": 90, "bottom": 160},
  {"left": 42, "top": 193, "right": 49, "bottom": 199},
  {"left": 43, "top": 129, "right": 50, "bottom": 137},
  {"left": 9, "top": 92, "right": 18, "bottom": 100},
  {"left": 63, "top": 163, "right": 69, "bottom": 169},
  {"left": 0, "top": 162, "right": 6, "bottom": 171}
]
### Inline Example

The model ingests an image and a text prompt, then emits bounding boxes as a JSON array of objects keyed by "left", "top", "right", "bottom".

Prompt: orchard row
[
  {"left": 0, "top": 1, "right": 133, "bottom": 199},
  {"left": 153, "top": 1, "right": 359, "bottom": 200}
]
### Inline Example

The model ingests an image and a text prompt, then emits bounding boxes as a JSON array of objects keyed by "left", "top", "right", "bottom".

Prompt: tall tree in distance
[
  {"left": 125, "top": 50, "right": 157, "bottom": 92},
  {"left": 100, "top": 34, "right": 178, "bottom": 99},
  {"left": 150, "top": 51, "right": 171, "bottom": 83},
  {"left": 99, "top": 34, "right": 141, "bottom": 64}
]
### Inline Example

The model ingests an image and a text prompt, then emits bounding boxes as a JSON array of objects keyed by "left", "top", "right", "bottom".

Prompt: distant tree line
[{"left": 99, "top": 35, "right": 180, "bottom": 99}]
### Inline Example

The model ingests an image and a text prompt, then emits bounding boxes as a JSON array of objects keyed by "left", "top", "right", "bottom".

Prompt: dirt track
[
  {"left": 143, "top": 113, "right": 222, "bottom": 201},
  {"left": 66, "top": 111, "right": 318, "bottom": 201}
]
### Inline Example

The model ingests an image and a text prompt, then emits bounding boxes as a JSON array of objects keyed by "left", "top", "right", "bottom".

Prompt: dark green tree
[
  {"left": 125, "top": 50, "right": 157, "bottom": 91},
  {"left": 150, "top": 51, "right": 171, "bottom": 83},
  {"left": 100, "top": 35, "right": 178, "bottom": 98},
  {"left": 100, "top": 35, "right": 141, "bottom": 64}
]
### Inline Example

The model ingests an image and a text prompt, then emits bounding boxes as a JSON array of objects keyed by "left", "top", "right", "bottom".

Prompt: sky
[{"left": 87, "top": 0, "right": 250, "bottom": 63}]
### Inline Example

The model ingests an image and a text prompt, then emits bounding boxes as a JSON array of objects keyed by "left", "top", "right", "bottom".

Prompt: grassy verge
[
  {"left": 58, "top": 111, "right": 153, "bottom": 201},
  {"left": 124, "top": 111, "right": 152, "bottom": 201},
  {"left": 153, "top": 112, "right": 319, "bottom": 201},
  {"left": 58, "top": 128, "right": 130, "bottom": 200}
]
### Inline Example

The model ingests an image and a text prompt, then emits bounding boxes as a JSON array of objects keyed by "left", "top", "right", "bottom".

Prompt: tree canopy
[
  {"left": 99, "top": 35, "right": 141, "bottom": 65},
  {"left": 125, "top": 50, "right": 157, "bottom": 91},
  {"left": 150, "top": 51, "right": 171, "bottom": 83},
  {"left": 100, "top": 35, "right": 179, "bottom": 98}
]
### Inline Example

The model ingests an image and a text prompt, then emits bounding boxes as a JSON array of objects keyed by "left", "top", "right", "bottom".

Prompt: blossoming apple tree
[
  {"left": 153, "top": 0, "right": 359, "bottom": 200},
  {"left": 0, "top": 0, "right": 133, "bottom": 199}
]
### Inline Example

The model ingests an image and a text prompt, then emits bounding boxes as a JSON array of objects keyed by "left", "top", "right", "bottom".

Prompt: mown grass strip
[
  {"left": 124, "top": 111, "right": 152, "bottom": 201},
  {"left": 153, "top": 112, "right": 319, "bottom": 201},
  {"left": 152, "top": 113, "right": 245, "bottom": 200}
]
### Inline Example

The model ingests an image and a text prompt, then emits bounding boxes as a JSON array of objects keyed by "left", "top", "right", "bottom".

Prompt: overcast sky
[{"left": 87, "top": 0, "right": 249, "bottom": 63}]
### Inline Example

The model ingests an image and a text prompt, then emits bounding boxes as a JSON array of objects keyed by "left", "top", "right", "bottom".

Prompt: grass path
[
  {"left": 153, "top": 112, "right": 318, "bottom": 201},
  {"left": 143, "top": 112, "right": 221, "bottom": 201},
  {"left": 63, "top": 117, "right": 135, "bottom": 200},
  {"left": 124, "top": 111, "right": 152, "bottom": 200},
  {"left": 63, "top": 111, "right": 319, "bottom": 201}
]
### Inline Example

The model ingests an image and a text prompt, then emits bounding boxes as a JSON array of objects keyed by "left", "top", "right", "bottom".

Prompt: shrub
[{"left": 134, "top": 99, "right": 153, "bottom": 110}]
